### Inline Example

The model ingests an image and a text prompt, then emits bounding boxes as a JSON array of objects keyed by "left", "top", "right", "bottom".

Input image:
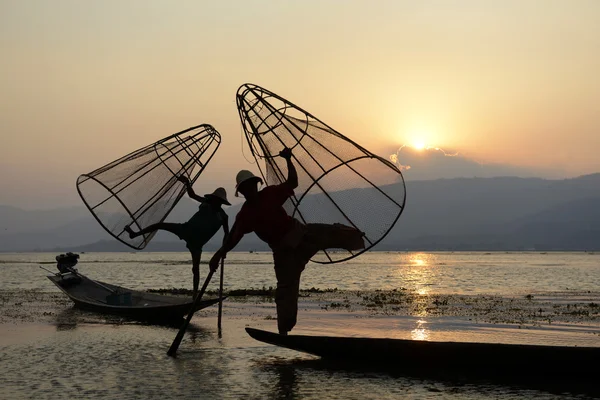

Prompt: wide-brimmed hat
[
  {"left": 204, "top": 187, "right": 231, "bottom": 205},
  {"left": 235, "top": 170, "right": 263, "bottom": 196}
]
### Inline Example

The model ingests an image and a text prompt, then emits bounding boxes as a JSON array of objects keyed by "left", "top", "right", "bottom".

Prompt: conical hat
[{"left": 204, "top": 187, "right": 231, "bottom": 205}]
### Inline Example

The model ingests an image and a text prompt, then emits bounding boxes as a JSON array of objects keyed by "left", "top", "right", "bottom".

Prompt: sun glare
[
  {"left": 412, "top": 140, "right": 426, "bottom": 151},
  {"left": 411, "top": 320, "right": 430, "bottom": 341},
  {"left": 407, "top": 126, "right": 434, "bottom": 151}
]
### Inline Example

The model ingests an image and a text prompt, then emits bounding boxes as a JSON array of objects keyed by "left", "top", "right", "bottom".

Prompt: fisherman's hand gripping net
[
  {"left": 77, "top": 125, "right": 221, "bottom": 250},
  {"left": 236, "top": 84, "right": 406, "bottom": 263}
]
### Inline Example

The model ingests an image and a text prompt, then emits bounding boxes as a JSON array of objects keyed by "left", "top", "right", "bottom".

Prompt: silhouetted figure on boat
[
  {"left": 126, "top": 175, "right": 230, "bottom": 295},
  {"left": 209, "top": 148, "right": 364, "bottom": 335}
]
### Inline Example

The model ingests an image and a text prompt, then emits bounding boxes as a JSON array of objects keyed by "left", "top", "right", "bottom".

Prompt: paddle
[
  {"left": 167, "top": 268, "right": 215, "bottom": 357},
  {"left": 217, "top": 258, "right": 224, "bottom": 332}
]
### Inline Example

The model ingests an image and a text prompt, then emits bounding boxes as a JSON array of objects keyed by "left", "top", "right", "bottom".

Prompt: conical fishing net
[
  {"left": 236, "top": 84, "right": 406, "bottom": 263},
  {"left": 77, "top": 124, "right": 221, "bottom": 250}
]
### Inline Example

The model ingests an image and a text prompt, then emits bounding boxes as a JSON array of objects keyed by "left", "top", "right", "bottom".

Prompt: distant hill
[
  {"left": 0, "top": 205, "right": 89, "bottom": 234},
  {"left": 1, "top": 173, "right": 599, "bottom": 252},
  {"left": 49, "top": 234, "right": 268, "bottom": 253}
]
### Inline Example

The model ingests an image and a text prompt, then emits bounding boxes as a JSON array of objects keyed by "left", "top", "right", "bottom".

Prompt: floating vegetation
[
  {"left": 329, "top": 302, "right": 350, "bottom": 309},
  {"left": 301, "top": 289, "right": 600, "bottom": 327},
  {"left": 147, "top": 286, "right": 339, "bottom": 298},
  {"left": 1, "top": 287, "right": 599, "bottom": 330},
  {"left": 432, "top": 297, "right": 449, "bottom": 306}
]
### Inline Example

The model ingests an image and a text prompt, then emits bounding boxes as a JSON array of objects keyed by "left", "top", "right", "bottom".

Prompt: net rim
[
  {"left": 76, "top": 124, "right": 221, "bottom": 250},
  {"left": 236, "top": 83, "right": 407, "bottom": 264},
  {"left": 293, "top": 154, "right": 406, "bottom": 264},
  {"left": 76, "top": 173, "right": 150, "bottom": 250}
]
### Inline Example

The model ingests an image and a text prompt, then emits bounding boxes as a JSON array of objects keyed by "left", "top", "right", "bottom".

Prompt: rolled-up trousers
[{"left": 272, "top": 222, "right": 365, "bottom": 334}]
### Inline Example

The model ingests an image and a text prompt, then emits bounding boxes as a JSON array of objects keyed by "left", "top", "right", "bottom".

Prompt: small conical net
[
  {"left": 77, "top": 124, "right": 221, "bottom": 250},
  {"left": 236, "top": 84, "right": 406, "bottom": 263}
]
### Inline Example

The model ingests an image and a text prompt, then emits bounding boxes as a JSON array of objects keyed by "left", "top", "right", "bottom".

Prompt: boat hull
[
  {"left": 246, "top": 328, "right": 599, "bottom": 379},
  {"left": 48, "top": 273, "right": 224, "bottom": 322}
]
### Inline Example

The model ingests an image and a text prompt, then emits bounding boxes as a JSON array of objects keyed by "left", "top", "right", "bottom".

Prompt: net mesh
[
  {"left": 237, "top": 84, "right": 406, "bottom": 263},
  {"left": 76, "top": 124, "right": 221, "bottom": 250}
]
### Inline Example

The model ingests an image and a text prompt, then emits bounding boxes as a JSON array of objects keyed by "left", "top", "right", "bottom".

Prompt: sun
[
  {"left": 412, "top": 139, "right": 426, "bottom": 151},
  {"left": 405, "top": 125, "right": 435, "bottom": 151}
]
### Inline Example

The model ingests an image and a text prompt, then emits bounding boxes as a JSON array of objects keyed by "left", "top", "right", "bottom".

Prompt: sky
[{"left": 1, "top": 0, "right": 599, "bottom": 209}]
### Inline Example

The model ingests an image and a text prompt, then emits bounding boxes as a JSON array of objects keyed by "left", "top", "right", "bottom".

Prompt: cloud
[
  {"left": 390, "top": 145, "right": 459, "bottom": 172},
  {"left": 388, "top": 145, "right": 564, "bottom": 180}
]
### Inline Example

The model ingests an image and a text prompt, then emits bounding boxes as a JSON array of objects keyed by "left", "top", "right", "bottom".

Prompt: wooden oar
[
  {"left": 167, "top": 268, "right": 215, "bottom": 357},
  {"left": 217, "top": 258, "right": 224, "bottom": 332}
]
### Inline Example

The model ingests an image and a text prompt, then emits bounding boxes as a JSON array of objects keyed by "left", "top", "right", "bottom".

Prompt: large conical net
[
  {"left": 236, "top": 84, "right": 406, "bottom": 263},
  {"left": 77, "top": 124, "right": 221, "bottom": 250}
]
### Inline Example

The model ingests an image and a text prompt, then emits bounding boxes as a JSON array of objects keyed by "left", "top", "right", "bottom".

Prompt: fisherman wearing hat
[
  {"left": 125, "top": 175, "right": 230, "bottom": 295},
  {"left": 209, "top": 147, "right": 365, "bottom": 335}
]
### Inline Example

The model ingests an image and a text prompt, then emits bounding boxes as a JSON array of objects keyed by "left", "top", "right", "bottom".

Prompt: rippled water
[
  {"left": 2, "top": 317, "right": 596, "bottom": 400},
  {"left": 1, "top": 252, "right": 599, "bottom": 399},
  {"left": 1, "top": 251, "right": 599, "bottom": 294}
]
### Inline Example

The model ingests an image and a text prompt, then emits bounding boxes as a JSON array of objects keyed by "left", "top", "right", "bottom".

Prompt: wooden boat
[
  {"left": 246, "top": 328, "right": 599, "bottom": 380},
  {"left": 48, "top": 271, "right": 224, "bottom": 322}
]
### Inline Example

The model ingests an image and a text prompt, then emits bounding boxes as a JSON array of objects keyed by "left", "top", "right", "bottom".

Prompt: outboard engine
[{"left": 56, "top": 252, "right": 79, "bottom": 274}]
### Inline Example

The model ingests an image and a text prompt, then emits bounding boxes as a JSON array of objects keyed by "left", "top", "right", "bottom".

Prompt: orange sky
[{"left": 1, "top": 1, "right": 599, "bottom": 208}]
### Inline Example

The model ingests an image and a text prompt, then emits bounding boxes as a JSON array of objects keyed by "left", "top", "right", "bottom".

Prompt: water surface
[{"left": 1, "top": 251, "right": 599, "bottom": 399}]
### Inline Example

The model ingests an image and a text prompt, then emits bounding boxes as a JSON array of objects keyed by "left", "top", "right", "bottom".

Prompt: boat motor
[{"left": 56, "top": 252, "right": 79, "bottom": 274}]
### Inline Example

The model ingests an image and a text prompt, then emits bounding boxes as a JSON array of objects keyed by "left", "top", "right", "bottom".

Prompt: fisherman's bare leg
[
  {"left": 273, "top": 240, "right": 320, "bottom": 335},
  {"left": 273, "top": 251, "right": 303, "bottom": 335},
  {"left": 124, "top": 222, "right": 182, "bottom": 239},
  {"left": 191, "top": 250, "right": 201, "bottom": 297},
  {"left": 271, "top": 224, "right": 364, "bottom": 335}
]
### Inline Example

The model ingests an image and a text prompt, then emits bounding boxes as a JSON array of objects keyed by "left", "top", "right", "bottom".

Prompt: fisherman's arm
[
  {"left": 279, "top": 147, "right": 298, "bottom": 189},
  {"left": 177, "top": 175, "right": 205, "bottom": 203},
  {"left": 221, "top": 213, "right": 230, "bottom": 246}
]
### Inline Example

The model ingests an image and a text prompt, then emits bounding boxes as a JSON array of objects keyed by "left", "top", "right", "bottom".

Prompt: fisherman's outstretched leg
[
  {"left": 304, "top": 223, "right": 365, "bottom": 252},
  {"left": 124, "top": 222, "right": 183, "bottom": 239}
]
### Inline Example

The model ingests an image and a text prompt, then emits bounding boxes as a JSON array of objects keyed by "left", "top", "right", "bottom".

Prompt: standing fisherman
[
  {"left": 209, "top": 148, "right": 364, "bottom": 334},
  {"left": 126, "top": 175, "right": 230, "bottom": 295}
]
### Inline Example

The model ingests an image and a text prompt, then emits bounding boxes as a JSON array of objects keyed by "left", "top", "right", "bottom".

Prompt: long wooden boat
[
  {"left": 246, "top": 328, "right": 599, "bottom": 380},
  {"left": 48, "top": 271, "right": 224, "bottom": 322}
]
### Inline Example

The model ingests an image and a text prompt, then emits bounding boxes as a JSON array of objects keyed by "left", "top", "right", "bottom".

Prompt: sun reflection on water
[
  {"left": 411, "top": 319, "right": 430, "bottom": 341},
  {"left": 409, "top": 253, "right": 432, "bottom": 266},
  {"left": 401, "top": 253, "right": 438, "bottom": 296},
  {"left": 412, "top": 258, "right": 425, "bottom": 266}
]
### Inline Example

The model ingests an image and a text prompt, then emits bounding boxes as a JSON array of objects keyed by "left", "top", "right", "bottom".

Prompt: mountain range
[{"left": 1, "top": 174, "right": 599, "bottom": 252}]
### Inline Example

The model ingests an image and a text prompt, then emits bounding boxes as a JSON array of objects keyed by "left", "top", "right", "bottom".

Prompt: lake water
[
  {"left": 2, "top": 251, "right": 599, "bottom": 294},
  {"left": 1, "top": 251, "right": 599, "bottom": 399}
]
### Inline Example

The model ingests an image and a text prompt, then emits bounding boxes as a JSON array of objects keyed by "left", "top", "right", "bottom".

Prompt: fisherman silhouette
[
  {"left": 209, "top": 148, "right": 364, "bottom": 334},
  {"left": 126, "top": 175, "right": 230, "bottom": 295}
]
